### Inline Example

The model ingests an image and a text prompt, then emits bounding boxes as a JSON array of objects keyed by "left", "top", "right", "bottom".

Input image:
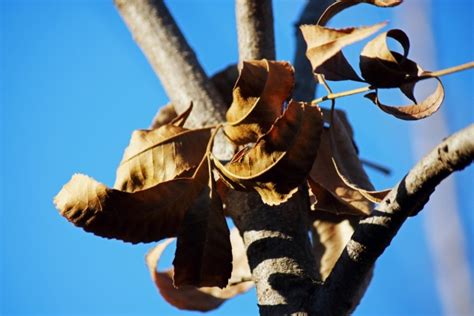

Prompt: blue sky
[{"left": 1, "top": 0, "right": 472, "bottom": 315}]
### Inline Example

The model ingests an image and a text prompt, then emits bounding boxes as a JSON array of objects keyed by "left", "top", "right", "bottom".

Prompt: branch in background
[
  {"left": 312, "top": 124, "right": 474, "bottom": 315},
  {"left": 114, "top": 0, "right": 226, "bottom": 127},
  {"left": 235, "top": 0, "right": 275, "bottom": 65},
  {"left": 293, "top": 0, "right": 334, "bottom": 101}
]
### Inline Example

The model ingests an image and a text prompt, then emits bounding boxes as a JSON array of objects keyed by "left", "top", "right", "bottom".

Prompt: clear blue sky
[{"left": 1, "top": 0, "right": 472, "bottom": 315}]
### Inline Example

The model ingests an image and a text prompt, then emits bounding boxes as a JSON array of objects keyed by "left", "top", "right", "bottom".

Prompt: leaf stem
[
  {"left": 311, "top": 60, "right": 474, "bottom": 105},
  {"left": 311, "top": 85, "right": 373, "bottom": 105},
  {"left": 421, "top": 61, "right": 474, "bottom": 78}
]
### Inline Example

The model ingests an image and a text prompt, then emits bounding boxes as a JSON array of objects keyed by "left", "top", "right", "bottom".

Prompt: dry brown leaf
[
  {"left": 216, "top": 101, "right": 323, "bottom": 205},
  {"left": 365, "top": 77, "right": 445, "bottom": 120},
  {"left": 318, "top": 0, "right": 403, "bottom": 26},
  {"left": 310, "top": 211, "right": 358, "bottom": 281},
  {"left": 309, "top": 108, "right": 390, "bottom": 215},
  {"left": 146, "top": 228, "right": 254, "bottom": 312},
  {"left": 173, "top": 159, "right": 232, "bottom": 288},
  {"left": 301, "top": 23, "right": 386, "bottom": 82},
  {"left": 359, "top": 29, "right": 445, "bottom": 120},
  {"left": 224, "top": 59, "right": 294, "bottom": 145},
  {"left": 328, "top": 108, "right": 390, "bottom": 203},
  {"left": 308, "top": 180, "right": 366, "bottom": 215},
  {"left": 309, "top": 126, "right": 372, "bottom": 215},
  {"left": 54, "top": 147, "right": 210, "bottom": 244},
  {"left": 329, "top": 110, "right": 389, "bottom": 202},
  {"left": 360, "top": 29, "right": 419, "bottom": 89},
  {"left": 151, "top": 103, "right": 177, "bottom": 129},
  {"left": 114, "top": 123, "right": 211, "bottom": 192},
  {"left": 211, "top": 64, "right": 239, "bottom": 106}
]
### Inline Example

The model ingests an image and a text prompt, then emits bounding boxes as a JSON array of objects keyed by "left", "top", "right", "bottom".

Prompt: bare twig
[
  {"left": 114, "top": 0, "right": 226, "bottom": 127},
  {"left": 312, "top": 124, "right": 474, "bottom": 315},
  {"left": 235, "top": 0, "right": 275, "bottom": 65},
  {"left": 293, "top": 0, "right": 334, "bottom": 101}
]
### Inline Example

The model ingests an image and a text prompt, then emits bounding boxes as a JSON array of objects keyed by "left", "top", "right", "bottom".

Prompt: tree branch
[
  {"left": 235, "top": 0, "right": 275, "bottom": 64},
  {"left": 114, "top": 0, "right": 226, "bottom": 127},
  {"left": 312, "top": 124, "right": 474, "bottom": 315},
  {"left": 293, "top": 0, "right": 334, "bottom": 101},
  {"left": 225, "top": 190, "right": 317, "bottom": 316}
]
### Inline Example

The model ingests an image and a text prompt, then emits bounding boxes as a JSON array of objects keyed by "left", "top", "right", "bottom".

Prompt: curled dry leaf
[
  {"left": 360, "top": 29, "right": 419, "bottom": 89},
  {"left": 151, "top": 103, "right": 177, "bottom": 129},
  {"left": 310, "top": 211, "right": 358, "bottom": 281},
  {"left": 115, "top": 108, "right": 211, "bottom": 192},
  {"left": 224, "top": 59, "right": 294, "bottom": 145},
  {"left": 53, "top": 157, "right": 209, "bottom": 244},
  {"left": 146, "top": 228, "right": 254, "bottom": 312},
  {"left": 309, "top": 109, "right": 388, "bottom": 215},
  {"left": 360, "top": 29, "right": 445, "bottom": 120},
  {"left": 318, "top": 0, "right": 403, "bottom": 26},
  {"left": 329, "top": 107, "right": 390, "bottom": 203},
  {"left": 173, "top": 158, "right": 232, "bottom": 288},
  {"left": 301, "top": 22, "right": 386, "bottom": 82},
  {"left": 211, "top": 64, "right": 240, "bottom": 106},
  {"left": 365, "top": 77, "right": 445, "bottom": 120},
  {"left": 216, "top": 101, "right": 323, "bottom": 205},
  {"left": 54, "top": 116, "right": 213, "bottom": 244}
]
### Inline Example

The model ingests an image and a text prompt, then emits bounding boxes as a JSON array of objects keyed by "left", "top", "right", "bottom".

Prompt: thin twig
[{"left": 360, "top": 158, "right": 391, "bottom": 175}]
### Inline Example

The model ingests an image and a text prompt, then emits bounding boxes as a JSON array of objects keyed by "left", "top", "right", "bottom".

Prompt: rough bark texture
[
  {"left": 312, "top": 124, "right": 474, "bottom": 315},
  {"left": 293, "top": 0, "right": 334, "bottom": 101},
  {"left": 225, "top": 190, "right": 317, "bottom": 315},
  {"left": 236, "top": 0, "right": 275, "bottom": 64},
  {"left": 115, "top": 0, "right": 226, "bottom": 127}
]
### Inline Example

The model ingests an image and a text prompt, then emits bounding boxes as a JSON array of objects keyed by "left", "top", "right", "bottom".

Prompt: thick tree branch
[
  {"left": 236, "top": 0, "right": 275, "bottom": 64},
  {"left": 293, "top": 0, "right": 334, "bottom": 101},
  {"left": 225, "top": 190, "right": 317, "bottom": 316},
  {"left": 115, "top": 0, "right": 226, "bottom": 127},
  {"left": 311, "top": 124, "right": 474, "bottom": 315}
]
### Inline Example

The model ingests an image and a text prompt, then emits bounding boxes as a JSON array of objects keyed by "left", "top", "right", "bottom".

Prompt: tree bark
[
  {"left": 115, "top": 0, "right": 226, "bottom": 127},
  {"left": 235, "top": 0, "right": 275, "bottom": 64},
  {"left": 225, "top": 190, "right": 317, "bottom": 315}
]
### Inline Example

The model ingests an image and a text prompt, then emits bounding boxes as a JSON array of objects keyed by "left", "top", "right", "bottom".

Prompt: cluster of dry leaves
[{"left": 54, "top": 0, "right": 449, "bottom": 312}]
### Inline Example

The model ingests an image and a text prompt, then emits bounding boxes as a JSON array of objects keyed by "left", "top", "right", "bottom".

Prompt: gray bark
[
  {"left": 115, "top": 0, "right": 226, "bottom": 127},
  {"left": 225, "top": 190, "right": 318, "bottom": 315},
  {"left": 236, "top": 0, "right": 275, "bottom": 64}
]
